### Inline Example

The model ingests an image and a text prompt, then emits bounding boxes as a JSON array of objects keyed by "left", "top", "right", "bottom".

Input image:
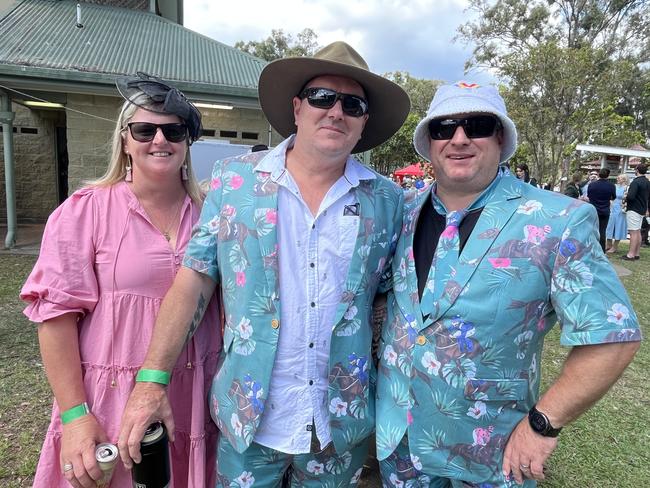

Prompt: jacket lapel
[
  {"left": 254, "top": 170, "right": 281, "bottom": 294},
  {"left": 430, "top": 176, "right": 523, "bottom": 324},
  {"left": 393, "top": 188, "right": 431, "bottom": 328}
]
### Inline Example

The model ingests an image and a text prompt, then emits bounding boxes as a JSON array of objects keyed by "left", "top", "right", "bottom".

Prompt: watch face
[{"left": 529, "top": 411, "right": 548, "bottom": 433}]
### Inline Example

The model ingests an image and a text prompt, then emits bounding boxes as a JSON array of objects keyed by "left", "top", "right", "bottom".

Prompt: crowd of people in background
[{"left": 386, "top": 161, "right": 649, "bottom": 258}]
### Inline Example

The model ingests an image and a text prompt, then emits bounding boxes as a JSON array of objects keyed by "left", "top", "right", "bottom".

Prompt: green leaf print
[{"left": 441, "top": 358, "right": 476, "bottom": 389}]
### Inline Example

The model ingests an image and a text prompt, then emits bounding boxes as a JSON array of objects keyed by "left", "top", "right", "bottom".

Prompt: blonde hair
[
  {"left": 86, "top": 93, "right": 204, "bottom": 205},
  {"left": 616, "top": 174, "right": 629, "bottom": 186}
]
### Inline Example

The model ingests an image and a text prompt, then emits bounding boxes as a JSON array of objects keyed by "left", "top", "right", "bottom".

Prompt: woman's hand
[{"left": 60, "top": 414, "right": 108, "bottom": 488}]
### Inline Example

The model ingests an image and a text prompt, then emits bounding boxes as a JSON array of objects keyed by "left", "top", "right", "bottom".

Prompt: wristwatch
[{"left": 528, "top": 404, "right": 562, "bottom": 437}]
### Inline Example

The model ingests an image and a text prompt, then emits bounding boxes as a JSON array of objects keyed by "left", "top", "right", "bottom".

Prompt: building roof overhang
[{"left": 0, "top": 0, "right": 266, "bottom": 109}]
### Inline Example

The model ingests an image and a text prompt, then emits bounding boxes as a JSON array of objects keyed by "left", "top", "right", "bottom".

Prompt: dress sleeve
[
  {"left": 551, "top": 203, "right": 642, "bottom": 345},
  {"left": 20, "top": 188, "right": 99, "bottom": 323}
]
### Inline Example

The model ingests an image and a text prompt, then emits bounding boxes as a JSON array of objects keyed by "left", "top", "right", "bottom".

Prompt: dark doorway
[{"left": 55, "top": 126, "right": 69, "bottom": 203}]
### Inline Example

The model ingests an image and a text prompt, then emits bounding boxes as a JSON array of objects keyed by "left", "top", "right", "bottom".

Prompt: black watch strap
[{"left": 528, "top": 404, "right": 562, "bottom": 437}]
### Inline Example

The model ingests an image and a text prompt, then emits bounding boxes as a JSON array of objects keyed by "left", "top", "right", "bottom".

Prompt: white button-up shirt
[{"left": 253, "top": 136, "right": 375, "bottom": 453}]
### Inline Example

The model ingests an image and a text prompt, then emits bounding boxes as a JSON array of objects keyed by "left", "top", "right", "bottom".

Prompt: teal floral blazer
[
  {"left": 184, "top": 143, "right": 403, "bottom": 454},
  {"left": 376, "top": 174, "right": 641, "bottom": 484}
]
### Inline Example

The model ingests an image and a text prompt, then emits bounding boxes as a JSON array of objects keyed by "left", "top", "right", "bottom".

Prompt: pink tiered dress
[{"left": 21, "top": 181, "right": 221, "bottom": 488}]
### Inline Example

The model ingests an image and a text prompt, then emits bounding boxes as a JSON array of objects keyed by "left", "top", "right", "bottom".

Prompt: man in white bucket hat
[
  {"left": 375, "top": 81, "right": 641, "bottom": 487},
  {"left": 119, "top": 41, "right": 410, "bottom": 486}
]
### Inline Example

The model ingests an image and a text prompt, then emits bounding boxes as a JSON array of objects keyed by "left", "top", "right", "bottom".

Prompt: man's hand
[
  {"left": 117, "top": 382, "right": 174, "bottom": 469},
  {"left": 501, "top": 417, "right": 558, "bottom": 485},
  {"left": 60, "top": 414, "right": 108, "bottom": 488}
]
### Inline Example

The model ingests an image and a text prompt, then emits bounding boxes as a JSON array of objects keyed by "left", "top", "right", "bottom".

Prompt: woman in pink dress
[{"left": 21, "top": 73, "right": 221, "bottom": 488}]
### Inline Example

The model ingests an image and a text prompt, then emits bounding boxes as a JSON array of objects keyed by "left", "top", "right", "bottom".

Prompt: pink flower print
[
  {"left": 537, "top": 317, "right": 546, "bottom": 331},
  {"left": 265, "top": 209, "right": 277, "bottom": 224},
  {"left": 230, "top": 174, "right": 244, "bottom": 189},
  {"left": 523, "top": 224, "right": 550, "bottom": 244},
  {"left": 407, "top": 247, "right": 414, "bottom": 261},
  {"left": 407, "top": 409, "right": 413, "bottom": 425},
  {"left": 210, "top": 177, "right": 222, "bottom": 190},
  {"left": 488, "top": 257, "right": 511, "bottom": 268},
  {"left": 221, "top": 204, "right": 236, "bottom": 218},
  {"left": 472, "top": 425, "right": 494, "bottom": 446},
  {"left": 441, "top": 225, "right": 459, "bottom": 240},
  {"left": 236, "top": 271, "right": 246, "bottom": 287}
]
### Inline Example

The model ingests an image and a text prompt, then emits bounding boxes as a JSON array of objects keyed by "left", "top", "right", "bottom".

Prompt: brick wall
[{"left": 0, "top": 103, "right": 60, "bottom": 222}]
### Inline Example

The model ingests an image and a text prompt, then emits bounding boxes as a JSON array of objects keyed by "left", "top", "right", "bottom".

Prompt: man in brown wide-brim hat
[{"left": 119, "top": 41, "right": 410, "bottom": 486}]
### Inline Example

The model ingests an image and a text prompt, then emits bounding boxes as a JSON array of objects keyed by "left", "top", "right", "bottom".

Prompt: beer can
[
  {"left": 95, "top": 442, "right": 118, "bottom": 488},
  {"left": 131, "top": 422, "right": 170, "bottom": 488}
]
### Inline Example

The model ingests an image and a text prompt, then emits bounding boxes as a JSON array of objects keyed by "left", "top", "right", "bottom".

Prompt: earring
[
  {"left": 125, "top": 154, "right": 133, "bottom": 182},
  {"left": 181, "top": 163, "right": 189, "bottom": 181}
]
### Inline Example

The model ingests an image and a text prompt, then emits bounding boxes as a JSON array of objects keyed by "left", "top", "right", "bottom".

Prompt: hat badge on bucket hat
[
  {"left": 258, "top": 41, "right": 410, "bottom": 154},
  {"left": 413, "top": 81, "right": 518, "bottom": 163}
]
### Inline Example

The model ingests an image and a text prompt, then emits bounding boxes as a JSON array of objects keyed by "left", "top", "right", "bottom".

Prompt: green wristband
[
  {"left": 61, "top": 402, "right": 90, "bottom": 425},
  {"left": 136, "top": 369, "right": 171, "bottom": 385}
]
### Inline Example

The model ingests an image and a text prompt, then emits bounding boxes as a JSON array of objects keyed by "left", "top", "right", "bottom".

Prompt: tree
[
  {"left": 234, "top": 29, "right": 319, "bottom": 62},
  {"left": 383, "top": 72, "right": 441, "bottom": 117},
  {"left": 371, "top": 112, "right": 423, "bottom": 176},
  {"left": 457, "top": 0, "right": 649, "bottom": 184},
  {"left": 370, "top": 74, "right": 442, "bottom": 175}
]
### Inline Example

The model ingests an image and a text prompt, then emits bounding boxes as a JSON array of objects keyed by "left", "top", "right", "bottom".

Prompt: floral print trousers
[{"left": 215, "top": 435, "right": 370, "bottom": 487}]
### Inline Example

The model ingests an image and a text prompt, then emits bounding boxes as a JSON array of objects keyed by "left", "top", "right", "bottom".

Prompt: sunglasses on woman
[
  {"left": 299, "top": 87, "right": 369, "bottom": 117},
  {"left": 127, "top": 122, "right": 188, "bottom": 143},
  {"left": 428, "top": 115, "right": 502, "bottom": 140}
]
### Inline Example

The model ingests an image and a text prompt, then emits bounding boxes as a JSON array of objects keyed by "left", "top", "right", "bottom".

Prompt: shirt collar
[{"left": 254, "top": 134, "right": 376, "bottom": 187}]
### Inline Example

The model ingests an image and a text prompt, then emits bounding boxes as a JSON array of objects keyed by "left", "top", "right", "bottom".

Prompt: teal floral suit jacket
[
  {"left": 184, "top": 141, "right": 403, "bottom": 454},
  {"left": 376, "top": 174, "right": 641, "bottom": 484}
]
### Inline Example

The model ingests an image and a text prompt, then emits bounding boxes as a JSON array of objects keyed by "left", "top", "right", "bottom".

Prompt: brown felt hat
[{"left": 258, "top": 41, "right": 410, "bottom": 153}]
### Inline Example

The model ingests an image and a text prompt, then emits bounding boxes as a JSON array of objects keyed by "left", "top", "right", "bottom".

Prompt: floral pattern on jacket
[
  {"left": 184, "top": 140, "right": 404, "bottom": 453},
  {"left": 376, "top": 175, "right": 641, "bottom": 484}
]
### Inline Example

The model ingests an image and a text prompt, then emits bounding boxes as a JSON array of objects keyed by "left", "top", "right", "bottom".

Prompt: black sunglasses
[
  {"left": 428, "top": 115, "right": 502, "bottom": 140},
  {"left": 127, "top": 122, "right": 188, "bottom": 143},
  {"left": 299, "top": 87, "right": 369, "bottom": 117}
]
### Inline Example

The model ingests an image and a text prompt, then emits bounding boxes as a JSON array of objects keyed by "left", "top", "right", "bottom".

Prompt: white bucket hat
[{"left": 413, "top": 81, "right": 518, "bottom": 163}]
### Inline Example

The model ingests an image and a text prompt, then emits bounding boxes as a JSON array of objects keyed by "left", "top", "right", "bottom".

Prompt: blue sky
[{"left": 184, "top": 0, "right": 496, "bottom": 85}]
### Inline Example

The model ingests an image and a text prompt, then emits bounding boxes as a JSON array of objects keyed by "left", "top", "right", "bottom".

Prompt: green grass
[
  {"left": 0, "top": 244, "right": 648, "bottom": 487},
  {"left": 0, "top": 254, "right": 50, "bottom": 487}
]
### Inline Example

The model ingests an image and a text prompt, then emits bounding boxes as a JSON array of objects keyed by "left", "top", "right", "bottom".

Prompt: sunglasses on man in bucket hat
[{"left": 413, "top": 81, "right": 518, "bottom": 163}]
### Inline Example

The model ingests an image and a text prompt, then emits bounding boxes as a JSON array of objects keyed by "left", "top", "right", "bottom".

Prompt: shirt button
[
  {"left": 309, "top": 380, "right": 314, "bottom": 385},
  {"left": 309, "top": 342, "right": 314, "bottom": 348},
  {"left": 310, "top": 302, "right": 316, "bottom": 308},
  {"left": 310, "top": 262, "right": 315, "bottom": 268},
  {"left": 271, "top": 319, "right": 280, "bottom": 329},
  {"left": 416, "top": 335, "right": 427, "bottom": 345}
]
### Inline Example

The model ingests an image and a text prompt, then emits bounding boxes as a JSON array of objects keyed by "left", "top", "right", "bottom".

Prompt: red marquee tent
[{"left": 394, "top": 164, "right": 424, "bottom": 179}]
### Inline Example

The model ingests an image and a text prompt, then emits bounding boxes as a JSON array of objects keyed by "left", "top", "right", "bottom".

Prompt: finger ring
[
  {"left": 63, "top": 462, "right": 73, "bottom": 472},
  {"left": 520, "top": 464, "right": 530, "bottom": 469}
]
